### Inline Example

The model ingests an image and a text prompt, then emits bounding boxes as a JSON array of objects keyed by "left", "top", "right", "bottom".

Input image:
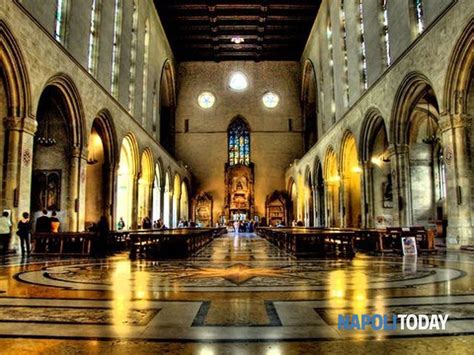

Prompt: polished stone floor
[{"left": 0, "top": 233, "right": 473, "bottom": 354}]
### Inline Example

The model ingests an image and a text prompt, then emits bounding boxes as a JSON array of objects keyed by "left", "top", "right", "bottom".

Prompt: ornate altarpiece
[
  {"left": 192, "top": 192, "right": 213, "bottom": 227},
  {"left": 224, "top": 163, "right": 255, "bottom": 220}
]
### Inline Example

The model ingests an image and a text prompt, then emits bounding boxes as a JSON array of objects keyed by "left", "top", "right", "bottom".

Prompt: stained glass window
[
  {"left": 228, "top": 118, "right": 250, "bottom": 166},
  {"left": 54, "top": 0, "right": 67, "bottom": 43}
]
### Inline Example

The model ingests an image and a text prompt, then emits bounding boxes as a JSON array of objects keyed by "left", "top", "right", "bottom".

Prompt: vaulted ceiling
[{"left": 154, "top": 1, "right": 321, "bottom": 62}]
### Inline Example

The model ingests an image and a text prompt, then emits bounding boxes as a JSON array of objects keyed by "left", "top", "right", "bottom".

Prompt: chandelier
[
  {"left": 421, "top": 93, "right": 440, "bottom": 145},
  {"left": 36, "top": 111, "right": 57, "bottom": 147}
]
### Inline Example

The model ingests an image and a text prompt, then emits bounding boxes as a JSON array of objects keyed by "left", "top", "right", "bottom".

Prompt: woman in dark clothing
[
  {"left": 17, "top": 212, "right": 32, "bottom": 256},
  {"left": 96, "top": 216, "right": 109, "bottom": 256}
]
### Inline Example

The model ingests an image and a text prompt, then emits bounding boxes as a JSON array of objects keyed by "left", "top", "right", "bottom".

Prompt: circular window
[
  {"left": 229, "top": 72, "right": 248, "bottom": 91},
  {"left": 198, "top": 92, "right": 215, "bottom": 109},
  {"left": 262, "top": 92, "right": 280, "bottom": 108}
]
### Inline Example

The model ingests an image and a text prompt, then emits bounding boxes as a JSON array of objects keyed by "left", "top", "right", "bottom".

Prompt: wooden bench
[
  {"left": 257, "top": 227, "right": 356, "bottom": 257},
  {"left": 31, "top": 232, "right": 96, "bottom": 256},
  {"left": 129, "top": 227, "right": 226, "bottom": 260}
]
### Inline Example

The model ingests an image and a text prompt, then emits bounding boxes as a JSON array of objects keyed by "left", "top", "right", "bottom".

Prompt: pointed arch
[
  {"left": 0, "top": 20, "right": 30, "bottom": 117},
  {"left": 159, "top": 59, "right": 177, "bottom": 153},
  {"left": 301, "top": 58, "right": 319, "bottom": 150},
  {"left": 85, "top": 109, "right": 117, "bottom": 226},
  {"left": 41, "top": 73, "right": 86, "bottom": 147},
  {"left": 444, "top": 18, "right": 474, "bottom": 115},
  {"left": 390, "top": 71, "right": 435, "bottom": 145},
  {"left": 359, "top": 107, "right": 388, "bottom": 163},
  {"left": 137, "top": 147, "right": 154, "bottom": 224}
]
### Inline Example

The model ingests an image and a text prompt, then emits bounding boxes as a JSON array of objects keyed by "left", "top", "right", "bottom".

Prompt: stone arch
[
  {"left": 85, "top": 109, "right": 117, "bottom": 227},
  {"left": 444, "top": 18, "right": 473, "bottom": 115},
  {"left": 359, "top": 109, "right": 391, "bottom": 227},
  {"left": 116, "top": 133, "right": 139, "bottom": 229},
  {"left": 0, "top": 20, "right": 30, "bottom": 117},
  {"left": 301, "top": 58, "right": 319, "bottom": 150},
  {"left": 340, "top": 131, "right": 362, "bottom": 227},
  {"left": 313, "top": 156, "right": 325, "bottom": 227},
  {"left": 0, "top": 21, "right": 31, "bottom": 216},
  {"left": 159, "top": 59, "right": 177, "bottom": 154},
  {"left": 323, "top": 146, "right": 340, "bottom": 227},
  {"left": 359, "top": 107, "right": 389, "bottom": 163},
  {"left": 137, "top": 147, "right": 154, "bottom": 225},
  {"left": 390, "top": 71, "right": 435, "bottom": 145},
  {"left": 31, "top": 74, "right": 86, "bottom": 231},
  {"left": 152, "top": 158, "right": 164, "bottom": 222}
]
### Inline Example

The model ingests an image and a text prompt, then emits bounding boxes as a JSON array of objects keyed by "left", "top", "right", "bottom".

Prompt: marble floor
[{"left": 0, "top": 233, "right": 473, "bottom": 354}]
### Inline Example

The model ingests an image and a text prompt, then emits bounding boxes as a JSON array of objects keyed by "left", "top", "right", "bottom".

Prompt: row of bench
[
  {"left": 30, "top": 227, "right": 226, "bottom": 259},
  {"left": 256, "top": 226, "right": 436, "bottom": 257}
]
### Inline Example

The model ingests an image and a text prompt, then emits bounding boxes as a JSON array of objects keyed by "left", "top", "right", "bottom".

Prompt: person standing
[
  {"left": 35, "top": 210, "right": 51, "bottom": 232},
  {"left": 50, "top": 211, "right": 60, "bottom": 233},
  {"left": 0, "top": 211, "right": 12, "bottom": 259},
  {"left": 17, "top": 212, "right": 32, "bottom": 256},
  {"left": 117, "top": 217, "right": 125, "bottom": 230},
  {"left": 96, "top": 216, "right": 109, "bottom": 257}
]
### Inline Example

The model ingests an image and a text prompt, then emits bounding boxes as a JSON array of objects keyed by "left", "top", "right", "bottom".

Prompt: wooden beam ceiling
[{"left": 154, "top": 1, "right": 321, "bottom": 61}]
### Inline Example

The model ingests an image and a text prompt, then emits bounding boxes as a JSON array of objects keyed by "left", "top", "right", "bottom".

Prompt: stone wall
[{"left": 175, "top": 61, "right": 303, "bottom": 223}]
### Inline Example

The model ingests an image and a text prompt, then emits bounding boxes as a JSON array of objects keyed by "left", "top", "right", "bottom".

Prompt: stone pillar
[
  {"left": 108, "top": 163, "right": 119, "bottom": 228},
  {"left": 68, "top": 145, "right": 84, "bottom": 232},
  {"left": 159, "top": 185, "right": 165, "bottom": 221},
  {"left": 339, "top": 175, "right": 346, "bottom": 228},
  {"left": 3, "top": 116, "right": 36, "bottom": 249},
  {"left": 361, "top": 162, "right": 373, "bottom": 228},
  {"left": 311, "top": 184, "right": 317, "bottom": 227},
  {"left": 388, "top": 144, "right": 412, "bottom": 226},
  {"left": 131, "top": 175, "right": 139, "bottom": 229},
  {"left": 439, "top": 113, "right": 473, "bottom": 248}
]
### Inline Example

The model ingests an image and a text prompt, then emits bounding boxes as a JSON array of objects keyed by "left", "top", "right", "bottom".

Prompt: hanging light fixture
[
  {"left": 422, "top": 91, "right": 440, "bottom": 145},
  {"left": 36, "top": 111, "right": 57, "bottom": 147}
]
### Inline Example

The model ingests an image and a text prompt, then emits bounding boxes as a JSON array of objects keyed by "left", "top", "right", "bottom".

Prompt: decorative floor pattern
[{"left": 0, "top": 233, "right": 473, "bottom": 347}]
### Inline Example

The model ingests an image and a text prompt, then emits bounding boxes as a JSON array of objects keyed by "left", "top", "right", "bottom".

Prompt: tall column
[
  {"left": 361, "top": 162, "right": 373, "bottom": 228},
  {"left": 439, "top": 113, "right": 473, "bottom": 248},
  {"left": 68, "top": 145, "right": 84, "bottom": 232},
  {"left": 311, "top": 184, "right": 317, "bottom": 227},
  {"left": 388, "top": 144, "right": 411, "bottom": 226},
  {"left": 131, "top": 175, "right": 139, "bottom": 229},
  {"left": 159, "top": 185, "right": 165, "bottom": 221},
  {"left": 3, "top": 116, "right": 36, "bottom": 230}
]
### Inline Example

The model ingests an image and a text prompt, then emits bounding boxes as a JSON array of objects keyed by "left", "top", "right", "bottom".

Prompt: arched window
[
  {"left": 381, "top": 0, "right": 391, "bottom": 66},
  {"left": 87, "top": 0, "right": 102, "bottom": 75},
  {"left": 142, "top": 20, "right": 150, "bottom": 126},
  {"left": 358, "top": 0, "right": 368, "bottom": 90},
  {"left": 414, "top": 0, "right": 424, "bottom": 34},
  {"left": 228, "top": 118, "right": 250, "bottom": 166},
  {"left": 54, "top": 0, "right": 68, "bottom": 43},
  {"left": 111, "top": 0, "right": 122, "bottom": 97},
  {"left": 340, "top": 0, "right": 349, "bottom": 107},
  {"left": 128, "top": 1, "right": 138, "bottom": 113}
]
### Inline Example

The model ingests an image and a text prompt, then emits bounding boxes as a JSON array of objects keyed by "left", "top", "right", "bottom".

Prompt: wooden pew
[
  {"left": 31, "top": 232, "right": 96, "bottom": 256},
  {"left": 129, "top": 227, "right": 226, "bottom": 260},
  {"left": 257, "top": 227, "right": 356, "bottom": 257}
]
